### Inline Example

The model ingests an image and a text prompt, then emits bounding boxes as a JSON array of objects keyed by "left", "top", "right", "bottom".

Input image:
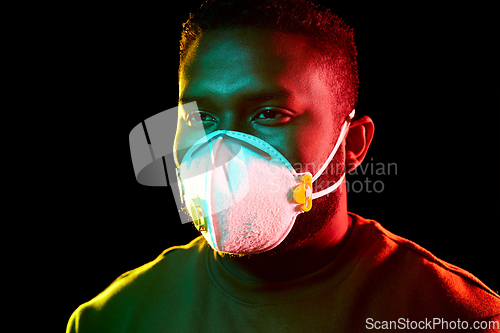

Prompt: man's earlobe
[{"left": 345, "top": 115, "right": 374, "bottom": 173}]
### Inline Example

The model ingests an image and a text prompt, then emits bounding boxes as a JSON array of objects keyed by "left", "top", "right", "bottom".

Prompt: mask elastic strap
[
  {"left": 311, "top": 173, "right": 346, "bottom": 200},
  {"left": 311, "top": 109, "right": 355, "bottom": 199}
]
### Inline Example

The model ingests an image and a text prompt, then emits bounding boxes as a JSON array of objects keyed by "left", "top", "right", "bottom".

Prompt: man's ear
[{"left": 345, "top": 115, "right": 374, "bottom": 173}]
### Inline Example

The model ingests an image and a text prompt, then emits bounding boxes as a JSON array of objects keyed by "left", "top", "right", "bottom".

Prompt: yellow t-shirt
[{"left": 67, "top": 213, "right": 500, "bottom": 332}]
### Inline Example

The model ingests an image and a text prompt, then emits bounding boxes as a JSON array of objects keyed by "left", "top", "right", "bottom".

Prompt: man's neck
[{"left": 217, "top": 207, "right": 352, "bottom": 283}]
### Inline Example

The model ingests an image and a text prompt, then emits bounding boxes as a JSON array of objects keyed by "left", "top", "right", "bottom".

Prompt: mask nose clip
[{"left": 293, "top": 174, "right": 313, "bottom": 212}]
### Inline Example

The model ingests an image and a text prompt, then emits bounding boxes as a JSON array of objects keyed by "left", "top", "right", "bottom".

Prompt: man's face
[
  {"left": 176, "top": 28, "right": 345, "bottom": 176},
  {"left": 175, "top": 28, "right": 347, "bottom": 251}
]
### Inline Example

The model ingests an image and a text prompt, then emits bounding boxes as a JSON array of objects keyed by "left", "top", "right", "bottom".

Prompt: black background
[{"left": 56, "top": 1, "right": 499, "bottom": 329}]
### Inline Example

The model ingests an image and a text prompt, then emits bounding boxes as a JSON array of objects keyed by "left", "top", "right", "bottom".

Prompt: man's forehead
[
  {"left": 181, "top": 29, "right": 290, "bottom": 81},
  {"left": 182, "top": 28, "right": 313, "bottom": 65},
  {"left": 179, "top": 29, "right": 322, "bottom": 102}
]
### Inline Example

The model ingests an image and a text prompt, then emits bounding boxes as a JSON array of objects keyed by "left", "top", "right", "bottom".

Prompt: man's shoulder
[
  {"left": 66, "top": 236, "right": 207, "bottom": 333},
  {"left": 352, "top": 213, "right": 500, "bottom": 320}
]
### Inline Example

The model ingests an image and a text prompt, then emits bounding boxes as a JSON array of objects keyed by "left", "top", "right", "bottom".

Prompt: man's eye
[
  {"left": 253, "top": 109, "right": 292, "bottom": 125},
  {"left": 186, "top": 112, "right": 217, "bottom": 127},
  {"left": 258, "top": 110, "right": 278, "bottom": 119}
]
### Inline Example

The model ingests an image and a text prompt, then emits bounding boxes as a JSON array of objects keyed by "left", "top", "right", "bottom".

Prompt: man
[{"left": 67, "top": 0, "right": 500, "bottom": 332}]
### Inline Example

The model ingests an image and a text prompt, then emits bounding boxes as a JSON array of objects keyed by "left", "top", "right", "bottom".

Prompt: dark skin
[{"left": 175, "top": 28, "right": 374, "bottom": 282}]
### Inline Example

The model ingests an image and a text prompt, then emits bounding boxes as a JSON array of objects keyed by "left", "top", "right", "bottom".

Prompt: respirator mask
[{"left": 176, "top": 109, "right": 355, "bottom": 254}]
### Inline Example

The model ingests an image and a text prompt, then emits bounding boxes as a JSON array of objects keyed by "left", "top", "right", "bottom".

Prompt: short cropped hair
[{"left": 179, "top": 0, "right": 359, "bottom": 117}]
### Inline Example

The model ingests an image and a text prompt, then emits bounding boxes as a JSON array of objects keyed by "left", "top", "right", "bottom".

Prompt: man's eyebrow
[
  {"left": 178, "top": 90, "right": 292, "bottom": 106},
  {"left": 178, "top": 96, "right": 205, "bottom": 106}
]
